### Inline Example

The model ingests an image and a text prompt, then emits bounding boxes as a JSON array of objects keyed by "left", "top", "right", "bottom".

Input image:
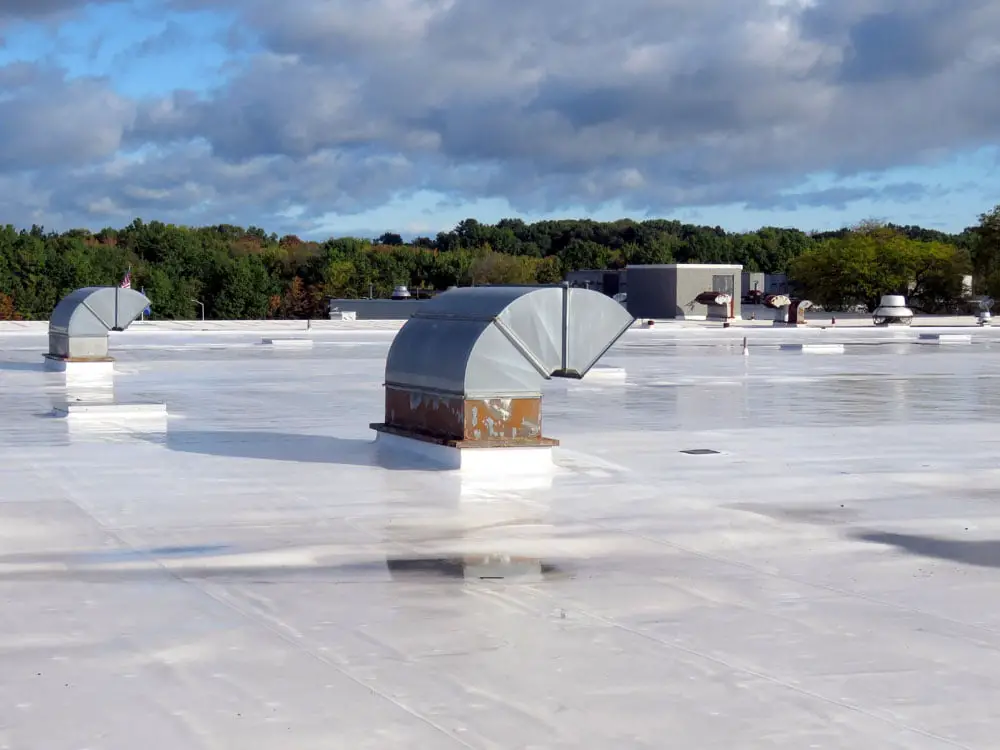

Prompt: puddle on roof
[
  {"left": 0, "top": 548, "right": 576, "bottom": 584},
  {"left": 386, "top": 554, "right": 566, "bottom": 582},
  {"left": 726, "top": 502, "right": 860, "bottom": 525},
  {"left": 77, "top": 544, "right": 231, "bottom": 563}
]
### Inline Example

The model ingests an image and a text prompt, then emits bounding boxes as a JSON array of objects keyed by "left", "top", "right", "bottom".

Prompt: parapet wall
[
  {"left": 0, "top": 313, "right": 987, "bottom": 336},
  {"left": 327, "top": 299, "right": 427, "bottom": 319},
  {"left": 0, "top": 319, "right": 407, "bottom": 335}
]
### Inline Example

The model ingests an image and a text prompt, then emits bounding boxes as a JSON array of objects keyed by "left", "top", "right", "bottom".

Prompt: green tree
[
  {"left": 211, "top": 255, "right": 277, "bottom": 319},
  {"left": 972, "top": 204, "right": 1000, "bottom": 296},
  {"left": 0, "top": 211, "right": 982, "bottom": 320},
  {"left": 467, "top": 249, "right": 537, "bottom": 285},
  {"left": 790, "top": 224, "right": 969, "bottom": 311}
]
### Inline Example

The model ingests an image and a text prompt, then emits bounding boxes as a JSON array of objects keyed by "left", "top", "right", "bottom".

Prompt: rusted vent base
[
  {"left": 383, "top": 386, "right": 552, "bottom": 444},
  {"left": 371, "top": 422, "right": 559, "bottom": 449}
]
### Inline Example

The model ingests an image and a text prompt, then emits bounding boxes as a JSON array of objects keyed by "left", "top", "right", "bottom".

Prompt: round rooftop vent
[
  {"left": 873, "top": 294, "right": 913, "bottom": 326},
  {"left": 974, "top": 296, "right": 994, "bottom": 326},
  {"left": 391, "top": 285, "right": 411, "bottom": 299}
]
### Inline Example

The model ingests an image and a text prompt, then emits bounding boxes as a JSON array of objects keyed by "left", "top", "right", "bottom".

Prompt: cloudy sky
[{"left": 1, "top": 0, "right": 998, "bottom": 238}]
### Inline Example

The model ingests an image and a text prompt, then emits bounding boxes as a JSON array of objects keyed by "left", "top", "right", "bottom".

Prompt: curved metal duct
[
  {"left": 694, "top": 292, "right": 731, "bottom": 307},
  {"left": 374, "top": 285, "right": 635, "bottom": 445},
  {"left": 693, "top": 291, "right": 734, "bottom": 320},
  {"left": 386, "top": 285, "right": 635, "bottom": 396},
  {"left": 48, "top": 286, "right": 151, "bottom": 360},
  {"left": 787, "top": 298, "right": 813, "bottom": 326}
]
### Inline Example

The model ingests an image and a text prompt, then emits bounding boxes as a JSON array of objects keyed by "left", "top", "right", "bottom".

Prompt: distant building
[
  {"left": 565, "top": 269, "right": 626, "bottom": 297},
  {"left": 328, "top": 298, "right": 425, "bottom": 319},
  {"left": 742, "top": 272, "right": 788, "bottom": 297},
  {"left": 626, "top": 264, "right": 743, "bottom": 320},
  {"left": 326, "top": 284, "right": 446, "bottom": 319}
]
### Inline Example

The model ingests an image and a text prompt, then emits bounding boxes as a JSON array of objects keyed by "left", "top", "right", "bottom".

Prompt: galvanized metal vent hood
[
  {"left": 385, "top": 285, "right": 635, "bottom": 399},
  {"left": 48, "top": 286, "right": 151, "bottom": 360}
]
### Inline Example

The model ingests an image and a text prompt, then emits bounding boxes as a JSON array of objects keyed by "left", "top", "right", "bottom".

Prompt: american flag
[{"left": 120, "top": 268, "right": 131, "bottom": 289}]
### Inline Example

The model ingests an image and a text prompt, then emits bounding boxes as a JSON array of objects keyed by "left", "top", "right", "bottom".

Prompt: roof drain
[{"left": 371, "top": 284, "right": 635, "bottom": 470}]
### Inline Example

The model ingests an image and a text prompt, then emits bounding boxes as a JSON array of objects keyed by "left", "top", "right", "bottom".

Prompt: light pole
[{"left": 191, "top": 299, "right": 205, "bottom": 321}]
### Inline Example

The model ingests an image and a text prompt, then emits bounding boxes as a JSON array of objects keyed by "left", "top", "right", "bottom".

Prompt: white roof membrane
[{"left": 1, "top": 324, "right": 1000, "bottom": 747}]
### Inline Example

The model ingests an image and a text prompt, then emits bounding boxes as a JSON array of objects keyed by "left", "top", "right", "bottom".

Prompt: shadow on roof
[
  {"left": 0, "top": 360, "right": 46, "bottom": 371},
  {"left": 164, "top": 430, "right": 444, "bottom": 471},
  {"left": 851, "top": 530, "right": 1000, "bottom": 569}
]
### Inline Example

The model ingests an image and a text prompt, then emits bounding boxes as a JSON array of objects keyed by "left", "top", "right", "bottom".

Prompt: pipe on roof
[{"left": 48, "top": 286, "right": 151, "bottom": 360}]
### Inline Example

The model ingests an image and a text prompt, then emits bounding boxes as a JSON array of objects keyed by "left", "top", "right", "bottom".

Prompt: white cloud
[{"left": 2, "top": 0, "right": 1000, "bottom": 231}]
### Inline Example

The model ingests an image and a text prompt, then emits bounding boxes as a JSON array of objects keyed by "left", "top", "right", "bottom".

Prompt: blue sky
[
  {"left": 0, "top": 2, "right": 238, "bottom": 96},
  {"left": 327, "top": 157, "right": 998, "bottom": 237},
  {"left": 1, "top": 0, "right": 998, "bottom": 238}
]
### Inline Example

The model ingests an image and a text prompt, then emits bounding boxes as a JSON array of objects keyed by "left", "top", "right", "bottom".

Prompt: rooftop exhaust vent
[
  {"left": 47, "top": 286, "right": 151, "bottom": 361},
  {"left": 693, "top": 291, "right": 734, "bottom": 321},
  {"left": 694, "top": 292, "right": 731, "bottom": 307},
  {"left": 787, "top": 298, "right": 813, "bottom": 325},
  {"left": 872, "top": 295, "right": 913, "bottom": 326},
  {"left": 974, "top": 296, "right": 993, "bottom": 326},
  {"left": 371, "top": 284, "right": 634, "bottom": 448}
]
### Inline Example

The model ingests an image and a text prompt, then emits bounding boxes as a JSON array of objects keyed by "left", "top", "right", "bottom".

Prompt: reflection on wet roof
[{"left": 3, "top": 322, "right": 1000, "bottom": 748}]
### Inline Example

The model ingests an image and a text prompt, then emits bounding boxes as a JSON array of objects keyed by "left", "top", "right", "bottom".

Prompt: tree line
[{"left": 0, "top": 208, "right": 998, "bottom": 320}]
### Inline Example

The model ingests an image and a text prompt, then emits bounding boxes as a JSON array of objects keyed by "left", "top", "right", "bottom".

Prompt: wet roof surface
[{"left": 2, "top": 323, "right": 1000, "bottom": 748}]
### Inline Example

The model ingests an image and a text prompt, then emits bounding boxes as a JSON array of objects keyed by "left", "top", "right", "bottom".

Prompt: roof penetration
[
  {"left": 384, "top": 285, "right": 635, "bottom": 398},
  {"left": 48, "top": 286, "right": 151, "bottom": 359},
  {"left": 49, "top": 287, "right": 151, "bottom": 336}
]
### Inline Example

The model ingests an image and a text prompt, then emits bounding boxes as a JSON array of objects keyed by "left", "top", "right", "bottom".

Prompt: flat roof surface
[{"left": 3, "top": 323, "right": 1000, "bottom": 748}]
